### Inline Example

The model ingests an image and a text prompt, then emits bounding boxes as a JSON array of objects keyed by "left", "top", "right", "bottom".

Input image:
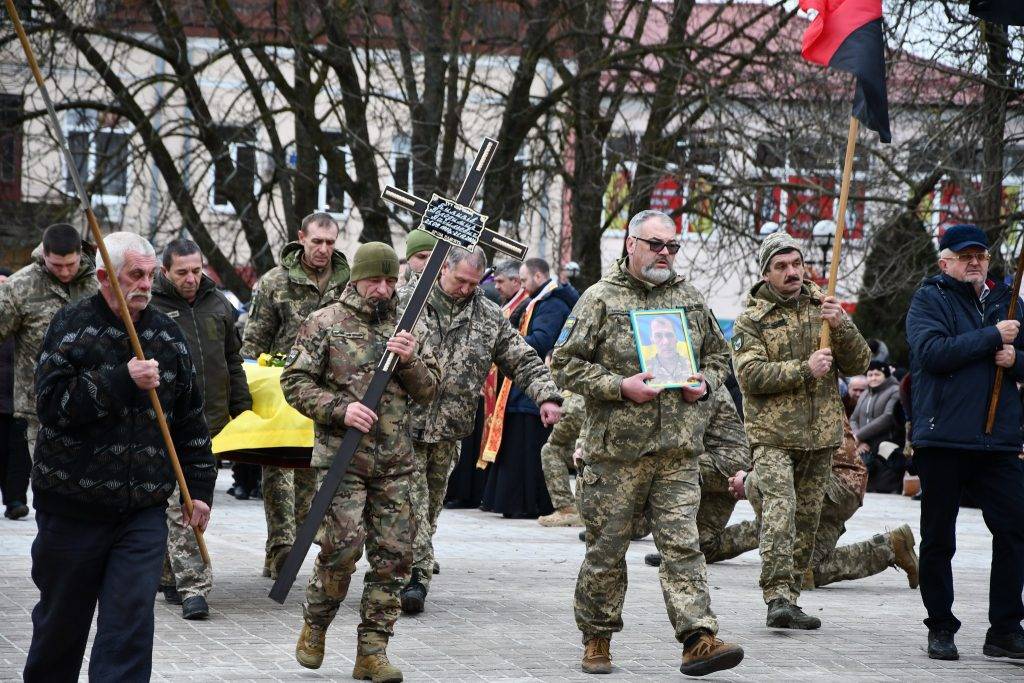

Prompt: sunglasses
[{"left": 634, "top": 236, "right": 682, "bottom": 254}]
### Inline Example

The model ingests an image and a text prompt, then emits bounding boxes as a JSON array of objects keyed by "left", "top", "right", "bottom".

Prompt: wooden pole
[
  {"left": 984, "top": 243, "right": 1024, "bottom": 434},
  {"left": 4, "top": 0, "right": 210, "bottom": 565},
  {"left": 819, "top": 116, "right": 860, "bottom": 349}
]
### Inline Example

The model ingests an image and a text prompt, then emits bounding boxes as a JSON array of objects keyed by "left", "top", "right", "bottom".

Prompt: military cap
[
  {"left": 351, "top": 242, "right": 399, "bottom": 281},
  {"left": 758, "top": 231, "right": 804, "bottom": 274},
  {"left": 405, "top": 229, "right": 437, "bottom": 259}
]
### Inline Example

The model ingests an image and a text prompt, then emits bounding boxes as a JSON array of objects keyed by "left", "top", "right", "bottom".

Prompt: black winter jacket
[{"left": 32, "top": 294, "right": 216, "bottom": 520}]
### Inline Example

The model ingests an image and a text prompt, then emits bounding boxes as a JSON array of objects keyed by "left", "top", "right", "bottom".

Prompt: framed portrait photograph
[{"left": 629, "top": 309, "right": 700, "bottom": 389}]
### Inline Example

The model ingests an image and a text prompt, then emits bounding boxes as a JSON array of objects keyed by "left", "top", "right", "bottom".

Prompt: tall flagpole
[
  {"left": 819, "top": 116, "right": 859, "bottom": 349},
  {"left": 4, "top": 0, "right": 210, "bottom": 564}
]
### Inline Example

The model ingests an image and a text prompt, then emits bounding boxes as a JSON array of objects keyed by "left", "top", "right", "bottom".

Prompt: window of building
[
  {"left": 209, "top": 125, "right": 257, "bottom": 214},
  {"left": 391, "top": 134, "right": 412, "bottom": 193},
  {"left": 499, "top": 149, "right": 528, "bottom": 226},
  {"left": 64, "top": 109, "right": 130, "bottom": 203}
]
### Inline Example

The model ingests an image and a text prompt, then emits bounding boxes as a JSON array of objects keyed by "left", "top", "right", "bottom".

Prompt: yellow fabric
[{"left": 212, "top": 362, "right": 313, "bottom": 453}]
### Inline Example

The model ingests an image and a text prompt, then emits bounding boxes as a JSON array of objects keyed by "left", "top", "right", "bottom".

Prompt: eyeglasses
[
  {"left": 950, "top": 251, "right": 990, "bottom": 263},
  {"left": 634, "top": 236, "right": 682, "bottom": 254}
]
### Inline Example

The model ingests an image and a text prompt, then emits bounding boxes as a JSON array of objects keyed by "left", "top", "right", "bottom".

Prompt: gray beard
[{"left": 641, "top": 264, "right": 674, "bottom": 284}]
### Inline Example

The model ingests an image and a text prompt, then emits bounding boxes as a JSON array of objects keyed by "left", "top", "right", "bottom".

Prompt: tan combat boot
[
  {"left": 352, "top": 651, "right": 403, "bottom": 682},
  {"left": 801, "top": 567, "right": 816, "bottom": 590},
  {"left": 581, "top": 636, "right": 612, "bottom": 674},
  {"left": 295, "top": 621, "right": 328, "bottom": 669},
  {"left": 890, "top": 524, "right": 919, "bottom": 589},
  {"left": 680, "top": 631, "right": 744, "bottom": 676},
  {"left": 538, "top": 506, "right": 583, "bottom": 527}
]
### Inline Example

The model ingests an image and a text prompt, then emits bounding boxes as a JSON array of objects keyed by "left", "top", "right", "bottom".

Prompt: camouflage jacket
[
  {"left": 241, "top": 242, "right": 350, "bottom": 358},
  {"left": 0, "top": 245, "right": 98, "bottom": 419},
  {"left": 700, "top": 385, "right": 751, "bottom": 481},
  {"left": 732, "top": 280, "right": 871, "bottom": 450},
  {"left": 551, "top": 257, "right": 731, "bottom": 463},
  {"left": 398, "top": 281, "right": 560, "bottom": 444},
  {"left": 280, "top": 286, "right": 439, "bottom": 476}
]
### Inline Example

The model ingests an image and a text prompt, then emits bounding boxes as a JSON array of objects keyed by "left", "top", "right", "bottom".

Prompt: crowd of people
[{"left": 1, "top": 214, "right": 1023, "bottom": 680}]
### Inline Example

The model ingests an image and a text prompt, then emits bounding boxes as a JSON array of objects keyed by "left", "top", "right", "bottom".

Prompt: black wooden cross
[{"left": 270, "top": 137, "right": 528, "bottom": 602}]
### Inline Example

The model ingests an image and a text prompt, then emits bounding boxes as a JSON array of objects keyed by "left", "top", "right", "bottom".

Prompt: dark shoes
[
  {"left": 182, "top": 595, "right": 210, "bottom": 620},
  {"left": 4, "top": 501, "right": 28, "bottom": 520},
  {"left": 927, "top": 630, "right": 958, "bottom": 660},
  {"left": 160, "top": 584, "right": 183, "bottom": 605},
  {"left": 399, "top": 581, "right": 426, "bottom": 614},
  {"left": 766, "top": 598, "right": 821, "bottom": 630},
  {"left": 983, "top": 630, "right": 1024, "bottom": 659},
  {"left": 680, "top": 631, "right": 744, "bottom": 676},
  {"left": 432, "top": 561, "right": 440, "bottom": 575},
  {"left": 644, "top": 553, "right": 662, "bottom": 567}
]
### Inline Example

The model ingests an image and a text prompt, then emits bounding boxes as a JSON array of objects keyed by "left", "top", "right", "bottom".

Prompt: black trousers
[
  {"left": 916, "top": 447, "right": 1024, "bottom": 636},
  {"left": 24, "top": 506, "right": 168, "bottom": 682},
  {"left": 0, "top": 415, "right": 31, "bottom": 506}
]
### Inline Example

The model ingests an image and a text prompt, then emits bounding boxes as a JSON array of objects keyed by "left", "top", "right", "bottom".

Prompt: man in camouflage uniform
[
  {"left": 732, "top": 231, "right": 871, "bottom": 629},
  {"left": 718, "top": 418, "right": 920, "bottom": 589},
  {"left": 152, "top": 239, "right": 253, "bottom": 620},
  {"left": 0, "top": 223, "right": 97, "bottom": 455},
  {"left": 242, "top": 212, "right": 350, "bottom": 578},
  {"left": 396, "top": 246, "right": 563, "bottom": 614},
  {"left": 538, "top": 390, "right": 585, "bottom": 527},
  {"left": 281, "top": 242, "right": 438, "bottom": 680},
  {"left": 551, "top": 210, "right": 743, "bottom": 677}
]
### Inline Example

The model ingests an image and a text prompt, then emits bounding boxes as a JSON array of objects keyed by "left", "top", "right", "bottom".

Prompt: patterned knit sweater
[{"left": 32, "top": 293, "right": 216, "bottom": 520}]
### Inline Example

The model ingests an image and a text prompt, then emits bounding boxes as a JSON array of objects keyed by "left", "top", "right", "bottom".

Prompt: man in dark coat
[
  {"left": 906, "top": 223, "right": 1024, "bottom": 662},
  {"left": 483, "top": 257, "right": 577, "bottom": 519},
  {"left": 24, "top": 232, "right": 215, "bottom": 682}
]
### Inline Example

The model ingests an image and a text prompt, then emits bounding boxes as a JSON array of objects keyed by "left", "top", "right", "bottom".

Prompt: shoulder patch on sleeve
[
  {"left": 283, "top": 347, "right": 300, "bottom": 367},
  {"left": 555, "top": 316, "right": 577, "bottom": 347},
  {"left": 732, "top": 334, "right": 743, "bottom": 352}
]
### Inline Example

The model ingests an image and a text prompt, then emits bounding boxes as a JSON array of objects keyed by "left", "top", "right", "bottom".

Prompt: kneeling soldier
[{"left": 281, "top": 243, "right": 439, "bottom": 681}]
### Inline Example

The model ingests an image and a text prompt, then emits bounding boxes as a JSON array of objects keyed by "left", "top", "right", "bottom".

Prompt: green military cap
[
  {"left": 758, "top": 231, "right": 804, "bottom": 274},
  {"left": 351, "top": 242, "right": 400, "bottom": 281},
  {"left": 405, "top": 229, "right": 437, "bottom": 259}
]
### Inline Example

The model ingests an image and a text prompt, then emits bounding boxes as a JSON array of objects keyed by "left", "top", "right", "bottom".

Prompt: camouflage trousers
[
  {"left": 160, "top": 485, "right": 213, "bottom": 599},
  {"left": 696, "top": 466, "right": 742, "bottom": 564},
  {"left": 262, "top": 465, "right": 317, "bottom": 558},
  {"left": 304, "top": 469, "right": 412, "bottom": 654},
  {"left": 741, "top": 474, "right": 894, "bottom": 586},
  {"left": 540, "top": 393, "right": 584, "bottom": 510},
  {"left": 576, "top": 454, "right": 717, "bottom": 643},
  {"left": 751, "top": 445, "right": 832, "bottom": 604},
  {"left": 409, "top": 440, "right": 458, "bottom": 590}
]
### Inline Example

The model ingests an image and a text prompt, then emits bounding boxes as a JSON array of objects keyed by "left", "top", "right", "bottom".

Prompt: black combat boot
[
  {"left": 927, "top": 630, "right": 958, "bottom": 660},
  {"left": 766, "top": 598, "right": 820, "bottom": 630},
  {"left": 644, "top": 553, "right": 662, "bottom": 567},
  {"left": 983, "top": 630, "right": 1024, "bottom": 659},
  {"left": 400, "top": 571, "right": 427, "bottom": 614},
  {"left": 182, "top": 595, "right": 209, "bottom": 620}
]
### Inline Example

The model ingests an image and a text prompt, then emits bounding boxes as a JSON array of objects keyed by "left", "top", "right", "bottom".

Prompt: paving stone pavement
[{"left": 2, "top": 468, "right": 1023, "bottom": 681}]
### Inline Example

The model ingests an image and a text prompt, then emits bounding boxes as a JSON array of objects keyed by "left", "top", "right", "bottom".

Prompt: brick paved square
[{"left": 2, "top": 469, "right": 1022, "bottom": 681}]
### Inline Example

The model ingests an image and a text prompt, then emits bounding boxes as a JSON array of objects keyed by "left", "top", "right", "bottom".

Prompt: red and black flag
[
  {"left": 800, "top": 0, "right": 891, "bottom": 143},
  {"left": 970, "top": 0, "right": 1024, "bottom": 25}
]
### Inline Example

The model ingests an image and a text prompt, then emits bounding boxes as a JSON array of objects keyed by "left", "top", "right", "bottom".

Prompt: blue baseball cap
[{"left": 939, "top": 224, "right": 988, "bottom": 253}]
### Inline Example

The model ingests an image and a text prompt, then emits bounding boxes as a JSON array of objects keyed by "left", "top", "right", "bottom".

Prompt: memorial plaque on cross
[{"left": 270, "top": 137, "right": 528, "bottom": 602}]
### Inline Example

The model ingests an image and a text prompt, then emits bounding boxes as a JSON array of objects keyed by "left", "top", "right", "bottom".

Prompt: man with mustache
[
  {"left": 731, "top": 231, "right": 870, "bottom": 630},
  {"left": 551, "top": 209, "right": 743, "bottom": 676},
  {"left": 281, "top": 242, "right": 438, "bottom": 680},
  {"left": 24, "top": 232, "right": 214, "bottom": 681}
]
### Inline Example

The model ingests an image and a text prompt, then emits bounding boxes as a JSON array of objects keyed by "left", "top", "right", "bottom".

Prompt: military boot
[
  {"left": 644, "top": 553, "right": 662, "bottom": 567},
  {"left": 581, "top": 637, "right": 612, "bottom": 674},
  {"left": 538, "top": 506, "right": 583, "bottom": 527},
  {"left": 295, "top": 621, "right": 328, "bottom": 669},
  {"left": 352, "top": 651, "right": 403, "bottom": 682},
  {"left": 889, "top": 524, "right": 919, "bottom": 589},
  {"left": 680, "top": 631, "right": 744, "bottom": 676},
  {"left": 766, "top": 598, "right": 821, "bottom": 630},
  {"left": 399, "top": 570, "right": 427, "bottom": 614}
]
